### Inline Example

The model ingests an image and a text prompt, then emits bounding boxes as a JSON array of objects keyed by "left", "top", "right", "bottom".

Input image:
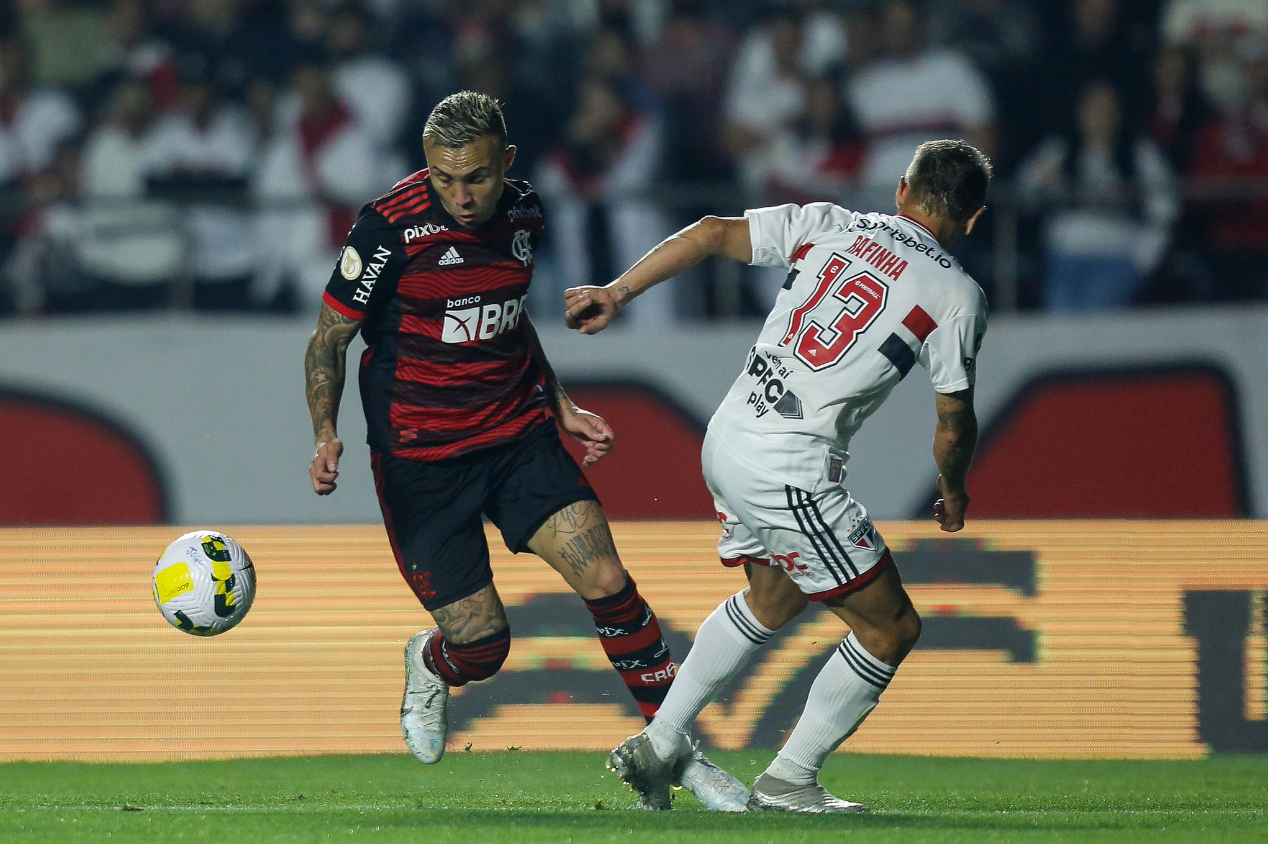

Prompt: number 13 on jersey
[{"left": 781, "top": 253, "right": 889, "bottom": 370}]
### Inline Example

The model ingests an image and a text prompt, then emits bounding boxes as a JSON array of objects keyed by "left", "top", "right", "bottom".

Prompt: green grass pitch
[{"left": 0, "top": 752, "right": 1264, "bottom": 843}]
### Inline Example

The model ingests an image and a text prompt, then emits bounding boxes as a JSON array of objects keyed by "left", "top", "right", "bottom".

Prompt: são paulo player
[{"left": 566, "top": 140, "right": 992, "bottom": 813}]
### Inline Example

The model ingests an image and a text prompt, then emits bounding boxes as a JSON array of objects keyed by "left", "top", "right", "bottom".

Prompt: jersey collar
[{"left": 896, "top": 213, "right": 938, "bottom": 241}]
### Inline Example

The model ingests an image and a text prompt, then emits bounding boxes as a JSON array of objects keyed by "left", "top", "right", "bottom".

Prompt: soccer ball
[{"left": 153, "top": 531, "right": 256, "bottom": 636}]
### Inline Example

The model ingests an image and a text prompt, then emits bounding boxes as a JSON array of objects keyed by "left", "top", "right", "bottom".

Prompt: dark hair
[
  {"left": 904, "top": 139, "right": 993, "bottom": 222},
  {"left": 423, "top": 91, "right": 507, "bottom": 149}
]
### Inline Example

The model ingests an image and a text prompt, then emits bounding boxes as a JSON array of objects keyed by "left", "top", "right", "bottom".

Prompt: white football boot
[
  {"left": 401, "top": 630, "right": 450, "bottom": 764},
  {"left": 607, "top": 730, "right": 691, "bottom": 811},
  {"left": 678, "top": 742, "right": 750, "bottom": 812},
  {"left": 746, "top": 772, "right": 868, "bottom": 814}
]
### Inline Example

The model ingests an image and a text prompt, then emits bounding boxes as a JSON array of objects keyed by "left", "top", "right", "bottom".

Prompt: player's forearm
[
  {"left": 933, "top": 407, "right": 978, "bottom": 491},
  {"left": 305, "top": 335, "right": 347, "bottom": 443},
  {"left": 304, "top": 306, "right": 360, "bottom": 444},
  {"left": 607, "top": 216, "right": 739, "bottom": 310}
]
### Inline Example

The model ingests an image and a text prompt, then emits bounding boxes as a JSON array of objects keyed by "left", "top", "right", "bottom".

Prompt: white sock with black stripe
[
  {"left": 764, "top": 631, "right": 896, "bottom": 786},
  {"left": 644, "top": 590, "right": 775, "bottom": 758}
]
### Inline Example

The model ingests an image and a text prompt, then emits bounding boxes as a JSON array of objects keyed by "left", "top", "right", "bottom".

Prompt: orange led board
[{"left": 0, "top": 522, "right": 1264, "bottom": 761}]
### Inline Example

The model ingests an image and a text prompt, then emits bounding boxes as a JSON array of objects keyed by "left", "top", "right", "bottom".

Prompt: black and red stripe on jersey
[{"left": 323, "top": 169, "right": 550, "bottom": 461}]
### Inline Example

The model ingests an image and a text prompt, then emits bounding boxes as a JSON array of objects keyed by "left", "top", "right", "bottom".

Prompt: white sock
[
  {"left": 645, "top": 590, "right": 775, "bottom": 758},
  {"left": 764, "top": 631, "right": 896, "bottom": 786}
]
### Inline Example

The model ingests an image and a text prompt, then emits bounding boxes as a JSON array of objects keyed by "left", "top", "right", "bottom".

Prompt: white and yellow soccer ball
[{"left": 153, "top": 531, "right": 256, "bottom": 636}]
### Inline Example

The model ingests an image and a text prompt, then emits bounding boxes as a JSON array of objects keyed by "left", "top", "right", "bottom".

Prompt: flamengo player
[
  {"left": 303, "top": 92, "right": 744, "bottom": 810},
  {"left": 566, "top": 140, "right": 991, "bottom": 812}
]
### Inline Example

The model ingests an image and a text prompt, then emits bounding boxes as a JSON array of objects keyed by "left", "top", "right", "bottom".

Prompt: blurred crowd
[{"left": 0, "top": 0, "right": 1266, "bottom": 320}]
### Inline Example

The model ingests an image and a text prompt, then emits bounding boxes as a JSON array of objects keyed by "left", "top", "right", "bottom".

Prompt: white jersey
[{"left": 707, "top": 203, "right": 988, "bottom": 493}]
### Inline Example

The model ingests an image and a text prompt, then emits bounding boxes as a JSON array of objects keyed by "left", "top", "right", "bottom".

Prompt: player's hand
[
  {"left": 311, "top": 438, "right": 343, "bottom": 495},
  {"left": 564, "top": 285, "right": 619, "bottom": 335},
  {"left": 933, "top": 475, "right": 969, "bottom": 532},
  {"left": 559, "top": 406, "right": 615, "bottom": 466}
]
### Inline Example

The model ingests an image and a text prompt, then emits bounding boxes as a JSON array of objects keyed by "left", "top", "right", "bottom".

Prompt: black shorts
[{"left": 370, "top": 421, "right": 600, "bottom": 610}]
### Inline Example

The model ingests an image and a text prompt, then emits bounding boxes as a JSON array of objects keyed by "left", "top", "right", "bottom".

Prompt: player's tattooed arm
[
  {"left": 430, "top": 584, "right": 509, "bottom": 643},
  {"left": 523, "top": 315, "right": 615, "bottom": 466},
  {"left": 933, "top": 388, "right": 978, "bottom": 531},
  {"left": 304, "top": 303, "right": 362, "bottom": 443},
  {"left": 305, "top": 304, "right": 361, "bottom": 495}
]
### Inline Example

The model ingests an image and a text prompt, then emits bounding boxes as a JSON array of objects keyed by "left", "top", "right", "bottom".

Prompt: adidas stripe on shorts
[{"left": 703, "top": 433, "right": 893, "bottom": 601}]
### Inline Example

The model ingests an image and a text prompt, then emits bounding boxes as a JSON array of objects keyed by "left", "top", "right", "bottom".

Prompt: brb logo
[{"left": 441, "top": 294, "right": 528, "bottom": 344}]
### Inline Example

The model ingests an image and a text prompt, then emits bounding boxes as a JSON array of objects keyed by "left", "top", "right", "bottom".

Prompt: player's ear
[
  {"left": 895, "top": 177, "right": 909, "bottom": 208},
  {"left": 503, "top": 144, "right": 517, "bottom": 174},
  {"left": 963, "top": 205, "right": 986, "bottom": 236}
]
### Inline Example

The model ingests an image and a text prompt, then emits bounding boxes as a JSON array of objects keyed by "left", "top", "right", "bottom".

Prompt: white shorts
[{"left": 703, "top": 436, "right": 892, "bottom": 601}]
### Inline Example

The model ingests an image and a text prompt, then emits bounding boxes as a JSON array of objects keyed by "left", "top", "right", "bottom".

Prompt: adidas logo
[{"left": 438, "top": 246, "right": 463, "bottom": 266}]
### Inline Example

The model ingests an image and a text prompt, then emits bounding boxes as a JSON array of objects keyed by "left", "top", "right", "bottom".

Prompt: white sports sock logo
[{"left": 438, "top": 246, "right": 463, "bottom": 266}]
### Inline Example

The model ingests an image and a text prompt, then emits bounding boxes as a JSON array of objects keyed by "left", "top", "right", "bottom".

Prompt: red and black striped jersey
[{"left": 323, "top": 169, "right": 549, "bottom": 461}]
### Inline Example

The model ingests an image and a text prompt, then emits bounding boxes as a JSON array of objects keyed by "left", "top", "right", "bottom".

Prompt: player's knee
[
  {"left": 852, "top": 606, "right": 920, "bottom": 667},
  {"left": 878, "top": 607, "right": 921, "bottom": 665},
  {"left": 745, "top": 584, "right": 806, "bottom": 631},
  {"left": 585, "top": 563, "right": 631, "bottom": 600},
  {"left": 446, "top": 628, "right": 512, "bottom": 684},
  {"left": 896, "top": 606, "right": 922, "bottom": 653}
]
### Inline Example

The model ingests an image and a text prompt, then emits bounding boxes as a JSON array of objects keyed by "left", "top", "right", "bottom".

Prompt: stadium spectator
[
  {"left": 90, "top": 0, "right": 179, "bottom": 113},
  {"left": 76, "top": 76, "right": 183, "bottom": 307},
  {"left": 327, "top": 6, "right": 411, "bottom": 148},
  {"left": 535, "top": 77, "right": 673, "bottom": 326},
  {"left": 1019, "top": 80, "right": 1178, "bottom": 311},
  {"left": 254, "top": 59, "right": 401, "bottom": 311},
  {"left": 1162, "top": 0, "right": 1268, "bottom": 46},
  {"left": 789, "top": 0, "right": 849, "bottom": 76},
  {"left": 759, "top": 76, "right": 864, "bottom": 207},
  {"left": 847, "top": 0, "right": 994, "bottom": 197},
  {"left": 746, "top": 76, "right": 865, "bottom": 312},
  {"left": 926, "top": 0, "right": 1040, "bottom": 170},
  {"left": 142, "top": 60, "right": 255, "bottom": 308},
  {"left": 723, "top": 9, "right": 809, "bottom": 190},
  {"left": 1149, "top": 44, "right": 1210, "bottom": 171},
  {"left": 0, "top": 138, "right": 81, "bottom": 314},
  {"left": 0, "top": 37, "right": 80, "bottom": 187},
  {"left": 640, "top": 0, "right": 736, "bottom": 180},
  {"left": 1040, "top": 0, "right": 1154, "bottom": 139},
  {"left": 1188, "top": 38, "right": 1268, "bottom": 300},
  {"left": 929, "top": 0, "right": 1038, "bottom": 77}
]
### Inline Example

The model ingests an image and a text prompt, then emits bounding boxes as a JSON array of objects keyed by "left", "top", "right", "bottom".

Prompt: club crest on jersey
[
  {"left": 511, "top": 229, "right": 533, "bottom": 266},
  {"left": 846, "top": 519, "right": 878, "bottom": 551},
  {"left": 441, "top": 294, "right": 528, "bottom": 344},
  {"left": 339, "top": 246, "right": 362, "bottom": 280}
]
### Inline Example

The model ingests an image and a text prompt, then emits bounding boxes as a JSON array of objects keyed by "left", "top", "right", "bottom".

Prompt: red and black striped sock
[
  {"left": 421, "top": 628, "right": 511, "bottom": 687},
  {"left": 584, "top": 575, "right": 675, "bottom": 722}
]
